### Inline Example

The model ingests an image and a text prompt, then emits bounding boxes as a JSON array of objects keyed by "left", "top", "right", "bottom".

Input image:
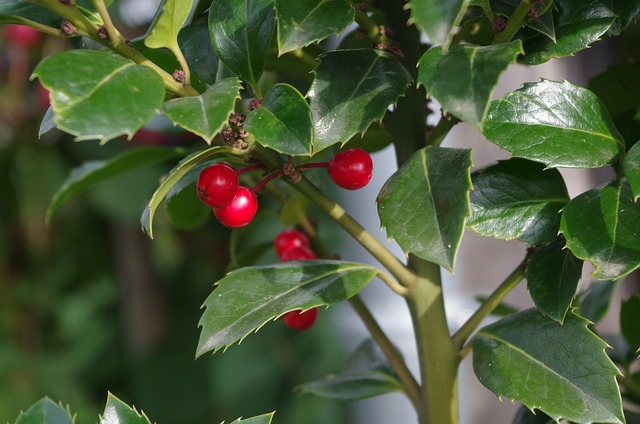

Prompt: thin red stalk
[{"left": 252, "top": 169, "right": 284, "bottom": 194}]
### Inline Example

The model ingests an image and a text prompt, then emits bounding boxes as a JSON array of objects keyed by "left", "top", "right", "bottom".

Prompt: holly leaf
[
  {"left": 196, "top": 260, "right": 377, "bottom": 356},
  {"left": 227, "top": 413, "right": 275, "bottom": 424},
  {"left": 377, "top": 147, "right": 472, "bottom": 272},
  {"left": 599, "top": 0, "right": 640, "bottom": 35},
  {"left": 406, "top": 0, "right": 469, "bottom": 50},
  {"left": 526, "top": 237, "right": 583, "bottom": 323},
  {"left": 560, "top": 179, "right": 640, "bottom": 280},
  {"left": 521, "top": 0, "right": 616, "bottom": 65},
  {"left": 208, "top": 0, "right": 276, "bottom": 87},
  {"left": 623, "top": 141, "right": 640, "bottom": 201},
  {"left": 620, "top": 295, "right": 640, "bottom": 351},
  {"left": 14, "top": 398, "right": 73, "bottom": 424},
  {"left": 588, "top": 63, "right": 640, "bottom": 119},
  {"left": 163, "top": 78, "right": 242, "bottom": 143},
  {"left": 275, "top": 0, "right": 355, "bottom": 54},
  {"left": 308, "top": 49, "right": 412, "bottom": 153},
  {"left": 417, "top": 40, "right": 523, "bottom": 126},
  {"left": 0, "top": 1, "right": 61, "bottom": 27},
  {"left": 473, "top": 309, "right": 624, "bottom": 424},
  {"left": 102, "top": 393, "right": 152, "bottom": 424},
  {"left": 179, "top": 23, "right": 218, "bottom": 85},
  {"left": 482, "top": 79, "right": 624, "bottom": 168},
  {"left": 245, "top": 83, "right": 314, "bottom": 155},
  {"left": 578, "top": 280, "right": 619, "bottom": 324},
  {"left": 32, "top": 50, "right": 165, "bottom": 144},
  {"left": 145, "top": 0, "right": 194, "bottom": 64},
  {"left": 467, "top": 158, "right": 569, "bottom": 245}
]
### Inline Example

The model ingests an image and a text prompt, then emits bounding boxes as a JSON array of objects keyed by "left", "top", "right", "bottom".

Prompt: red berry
[
  {"left": 274, "top": 229, "right": 311, "bottom": 257},
  {"left": 280, "top": 245, "right": 317, "bottom": 262},
  {"left": 197, "top": 163, "right": 239, "bottom": 207},
  {"left": 4, "top": 24, "right": 43, "bottom": 48},
  {"left": 328, "top": 148, "right": 373, "bottom": 190},
  {"left": 213, "top": 186, "right": 258, "bottom": 228},
  {"left": 283, "top": 308, "right": 318, "bottom": 331}
]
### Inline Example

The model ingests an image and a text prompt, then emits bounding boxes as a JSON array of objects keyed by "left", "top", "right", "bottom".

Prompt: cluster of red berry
[
  {"left": 196, "top": 148, "right": 373, "bottom": 228},
  {"left": 274, "top": 229, "right": 319, "bottom": 331}
]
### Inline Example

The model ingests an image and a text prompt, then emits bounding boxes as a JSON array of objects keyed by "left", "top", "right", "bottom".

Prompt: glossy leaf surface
[
  {"left": 163, "top": 78, "right": 242, "bottom": 143},
  {"left": 602, "top": 0, "right": 640, "bottom": 34},
  {"left": 275, "top": 0, "right": 354, "bottom": 54},
  {"left": 179, "top": 23, "right": 218, "bottom": 85},
  {"left": 483, "top": 80, "right": 624, "bottom": 168},
  {"left": 144, "top": 0, "right": 193, "bottom": 60},
  {"left": 417, "top": 41, "right": 523, "bottom": 126},
  {"left": 473, "top": 309, "right": 624, "bottom": 424},
  {"left": 377, "top": 147, "right": 472, "bottom": 271},
  {"left": 14, "top": 398, "right": 72, "bottom": 424},
  {"left": 244, "top": 83, "right": 314, "bottom": 155},
  {"left": 32, "top": 50, "right": 165, "bottom": 144},
  {"left": 196, "top": 260, "right": 377, "bottom": 356},
  {"left": 624, "top": 141, "right": 640, "bottom": 200},
  {"left": 406, "top": 0, "right": 469, "bottom": 49},
  {"left": 102, "top": 393, "right": 152, "bottom": 424},
  {"left": 526, "top": 238, "right": 583, "bottom": 323},
  {"left": 467, "top": 158, "right": 569, "bottom": 244},
  {"left": 620, "top": 295, "right": 640, "bottom": 351},
  {"left": 560, "top": 180, "right": 640, "bottom": 280},
  {"left": 228, "top": 413, "right": 275, "bottom": 424},
  {"left": 208, "top": 0, "right": 275, "bottom": 86},
  {"left": 308, "top": 49, "right": 411, "bottom": 153}
]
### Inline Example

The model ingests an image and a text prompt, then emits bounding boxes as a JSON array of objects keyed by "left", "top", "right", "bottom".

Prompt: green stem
[
  {"left": 493, "top": 0, "right": 533, "bottom": 44},
  {"left": 352, "top": 3, "right": 385, "bottom": 44},
  {"left": 376, "top": 270, "right": 409, "bottom": 296},
  {"left": 291, "top": 48, "right": 318, "bottom": 70},
  {"left": 451, "top": 255, "right": 529, "bottom": 353},
  {"left": 90, "top": 0, "right": 118, "bottom": 45},
  {"left": 172, "top": 45, "right": 192, "bottom": 88},
  {"left": 349, "top": 295, "right": 421, "bottom": 410}
]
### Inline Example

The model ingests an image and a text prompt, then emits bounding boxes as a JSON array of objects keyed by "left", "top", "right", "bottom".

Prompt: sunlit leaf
[
  {"left": 406, "top": 0, "right": 469, "bottom": 49},
  {"left": 145, "top": 0, "right": 194, "bottom": 66},
  {"left": 14, "top": 398, "right": 73, "bottom": 424},
  {"left": 227, "top": 412, "right": 275, "bottom": 424},
  {"left": 102, "top": 393, "right": 152, "bottom": 424}
]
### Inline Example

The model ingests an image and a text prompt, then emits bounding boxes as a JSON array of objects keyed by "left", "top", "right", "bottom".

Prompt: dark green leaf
[
  {"left": 275, "top": 0, "right": 355, "bottom": 54},
  {"left": 179, "top": 23, "right": 219, "bottom": 85},
  {"left": 163, "top": 78, "right": 242, "bottom": 143},
  {"left": 527, "top": 238, "right": 583, "bottom": 323},
  {"left": 295, "top": 339, "right": 403, "bottom": 400},
  {"left": 0, "top": 1, "right": 61, "bottom": 27},
  {"left": 473, "top": 309, "right": 624, "bottom": 424},
  {"left": 600, "top": 0, "right": 640, "bottom": 34},
  {"left": 141, "top": 146, "right": 236, "bottom": 238},
  {"left": 341, "top": 122, "right": 392, "bottom": 154},
  {"left": 417, "top": 40, "right": 523, "bottom": 126},
  {"left": 228, "top": 413, "right": 275, "bottom": 424},
  {"left": 560, "top": 179, "right": 640, "bottom": 280},
  {"left": 279, "top": 194, "right": 310, "bottom": 226},
  {"left": 578, "top": 280, "right": 619, "bottom": 324},
  {"left": 196, "top": 260, "right": 377, "bottom": 356},
  {"left": 467, "top": 158, "right": 569, "bottom": 244},
  {"left": 208, "top": 0, "right": 276, "bottom": 86},
  {"left": 521, "top": 0, "right": 616, "bottom": 65},
  {"left": 102, "top": 393, "right": 152, "bottom": 424},
  {"left": 47, "top": 147, "right": 185, "bottom": 224},
  {"left": 620, "top": 295, "right": 640, "bottom": 351},
  {"left": 377, "top": 147, "right": 472, "bottom": 271},
  {"left": 164, "top": 183, "right": 211, "bottom": 230},
  {"left": 145, "top": 0, "right": 193, "bottom": 60},
  {"left": 14, "top": 398, "right": 73, "bottom": 424},
  {"left": 512, "top": 405, "right": 554, "bottom": 424},
  {"left": 308, "top": 49, "right": 412, "bottom": 153},
  {"left": 588, "top": 63, "right": 640, "bottom": 119},
  {"left": 32, "top": 50, "right": 166, "bottom": 144},
  {"left": 482, "top": 79, "right": 624, "bottom": 168},
  {"left": 474, "top": 296, "right": 519, "bottom": 317},
  {"left": 406, "top": 0, "right": 469, "bottom": 49},
  {"left": 624, "top": 142, "right": 640, "bottom": 201}
]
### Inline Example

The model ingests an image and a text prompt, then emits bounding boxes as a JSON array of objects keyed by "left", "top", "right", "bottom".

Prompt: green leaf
[
  {"left": 489, "top": 0, "right": 556, "bottom": 41},
  {"left": 208, "top": 0, "right": 276, "bottom": 87},
  {"left": 599, "top": 0, "right": 640, "bottom": 34},
  {"left": 512, "top": 405, "right": 554, "bottom": 424},
  {"left": 406, "top": 0, "right": 469, "bottom": 49},
  {"left": 145, "top": 0, "right": 193, "bottom": 63},
  {"left": 308, "top": 49, "right": 412, "bottom": 153},
  {"left": 196, "top": 260, "right": 377, "bottom": 356},
  {"left": 295, "top": 339, "right": 404, "bottom": 400},
  {"left": 620, "top": 295, "right": 640, "bottom": 351},
  {"left": 163, "top": 78, "right": 242, "bottom": 143},
  {"left": 0, "top": 1, "right": 61, "bottom": 27},
  {"left": 588, "top": 63, "right": 640, "bottom": 119},
  {"left": 467, "top": 158, "right": 569, "bottom": 244},
  {"left": 179, "top": 23, "right": 219, "bottom": 85},
  {"left": 624, "top": 141, "right": 640, "bottom": 201},
  {"left": 279, "top": 194, "right": 310, "bottom": 226},
  {"left": 520, "top": 0, "right": 616, "bottom": 65},
  {"left": 377, "top": 147, "right": 472, "bottom": 271},
  {"left": 526, "top": 238, "right": 583, "bottom": 323},
  {"left": 141, "top": 146, "right": 235, "bottom": 238},
  {"left": 560, "top": 179, "right": 640, "bottom": 280},
  {"left": 417, "top": 40, "right": 523, "bottom": 126},
  {"left": 32, "top": 50, "right": 165, "bottom": 144},
  {"left": 164, "top": 183, "right": 211, "bottom": 230},
  {"left": 473, "top": 309, "right": 624, "bottom": 424},
  {"left": 482, "top": 79, "right": 624, "bottom": 168},
  {"left": 244, "top": 83, "right": 314, "bottom": 155},
  {"left": 228, "top": 412, "right": 275, "bottom": 424},
  {"left": 275, "top": 0, "right": 355, "bottom": 54},
  {"left": 578, "top": 280, "right": 619, "bottom": 324},
  {"left": 341, "top": 122, "right": 392, "bottom": 154},
  {"left": 14, "top": 398, "right": 73, "bottom": 424},
  {"left": 102, "top": 393, "right": 152, "bottom": 424},
  {"left": 47, "top": 147, "right": 184, "bottom": 224}
]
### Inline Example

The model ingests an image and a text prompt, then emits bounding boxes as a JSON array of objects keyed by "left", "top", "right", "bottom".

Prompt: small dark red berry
[
  {"left": 328, "top": 148, "right": 373, "bottom": 190},
  {"left": 283, "top": 308, "right": 318, "bottom": 331},
  {"left": 213, "top": 186, "right": 258, "bottom": 228},
  {"left": 280, "top": 245, "right": 317, "bottom": 262},
  {"left": 274, "top": 229, "right": 311, "bottom": 258},
  {"left": 197, "top": 163, "right": 239, "bottom": 207}
]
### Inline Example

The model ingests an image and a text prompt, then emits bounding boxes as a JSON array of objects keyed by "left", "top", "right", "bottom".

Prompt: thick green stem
[
  {"left": 493, "top": 0, "right": 532, "bottom": 44},
  {"left": 407, "top": 257, "right": 459, "bottom": 424}
]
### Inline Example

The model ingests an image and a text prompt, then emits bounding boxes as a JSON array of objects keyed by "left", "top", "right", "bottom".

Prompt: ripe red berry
[
  {"left": 283, "top": 308, "right": 318, "bottom": 331},
  {"left": 328, "top": 148, "right": 373, "bottom": 190},
  {"left": 274, "top": 229, "right": 311, "bottom": 258},
  {"left": 4, "top": 24, "right": 43, "bottom": 48},
  {"left": 197, "top": 163, "right": 239, "bottom": 207},
  {"left": 280, "top": 245, "right": 317, "bottom": 262},
  {"left": 213, "top": 186, "right": 258, "bottom": 228}
]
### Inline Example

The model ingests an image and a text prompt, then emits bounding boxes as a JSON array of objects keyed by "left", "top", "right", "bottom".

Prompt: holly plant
[{"left": 4, "top": 0, "right": 640, "bottom": 423}]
